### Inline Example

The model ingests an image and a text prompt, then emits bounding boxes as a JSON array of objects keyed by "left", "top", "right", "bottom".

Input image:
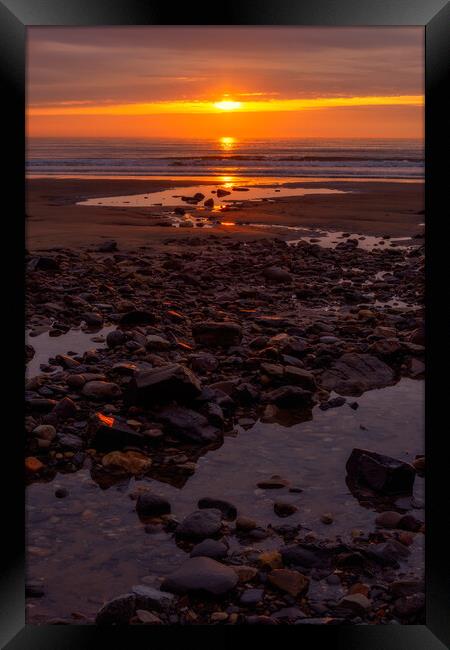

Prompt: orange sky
[{"left": 27, "top": 27, "right": 424, "bottom": 139}]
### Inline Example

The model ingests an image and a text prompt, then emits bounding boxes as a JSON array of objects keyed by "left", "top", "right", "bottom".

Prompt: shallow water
[
  {"left": 26, "top": 325, "right": 116, "bottom": 378},
  {"left": 26, "top": 378, "right": 424, "bottom": 622},
  {"left": 78, "top": 183, "right": 345, "bottom": 209}
]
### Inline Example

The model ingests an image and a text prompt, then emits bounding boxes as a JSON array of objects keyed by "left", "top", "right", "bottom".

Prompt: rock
[
  {"left": 158, "top": 406, "right": 220, "bottom": 443},
  {"left": 319, "top": 397, "right": 346, "bottom": 411},
  {"left": 321, "top": 353, "right": 395, "bottom": 396},
  {"left": 283, "top": 366, "right": 316, "bottom": 391},
  {"left": 190, "top": 539, "right": 228, "bottom": 559},
  {"left": 198, "top": 497, "right": 237, "bottom": 520},
  {"left": 161, "top": 557, "right": 238, "bottom": 595},
  {"left": 119, "top": 310, "right": 155, "bottom": 326},
  {"left": 240, "top": 588, "right": 264, "bottom": 606},
  {"left": 257, "top": 477, "right": 289, "bottom": 489},
  {"left": 97, "top": 240, "right": 117, "bottom": 253},
  {"left": 145, "top": 335, "right": 171, "bottom": 351},
  {"left": 57, "top": 433, "right": 83, "bottom": 450},
  {"left": 28, "top": 256, "right": 59, "bottom": 271},
  {"left": 263, "top": 267, "right": 292, "bottom": 284},
  {"left": 176, "top": 509, "right": 222, "bottom": 540},
  {"left": 52, "top": 397, "right": 78, "bottom": 420},
  {"left": 82, "top": 381, "right": 121, "bottom": 400},
  {"left": 92, "top": 416, "right": 146, "bottom": 450},
  {"left": 95, "top": 593, "right": 135, "bottom": 625},
  {"left": 389, "top": 580, "right": 424, "bottom": 598},
  {"left": 25, "top": 456, "right": 44, "bottom": 474},
  {"left": 204, "top": 198, "right": 214, "bottom": 208},
  {"left": 135, "top": 610, "right": 162, "bottom": 625},
  {"left": 102, "top": 450, "right": 151, "bottom": 475},
  {"left": 274, "top": 501, "right": 298, "bottom": 517},
  {"left": 210, "top": 611, "right": 228, "bottom": 622},
  {"left": 82, "top": 312, "right": 103, "bottom": 327},
  {"left": 346, "top": 448, "right": 415, "bottom": 494},
  {"left": 320, "top": 513, "right": 334, "bottom": 525},
  {"left": 280, "top": 545, "right": 324, "bottom": 569},
  {"left": 130, "top": 584, "right": 175, "bottom": 610},
  {"left": 265, "top": 385, "right": 312, "bottom": 408},
  {"left": 106, "top": 330, "right": 126, "bottom": 348},
  {"left": 257, "top": 551, "right": 283, "bottom": 570},
  {"left": 375, "top": 511, "right": 403, "bottom": 529},
  {"left": 268, "top": 569, "right": 309, "bottom": 597},
  {"left": 125, "top": 364, "right": 201, "bottom": 405},
  {"left": 192, "top": 321, "right": 243, "bottom": 347},
  {"left": 136, "top": 493, "right": 171, "bottom": 518},
  {"left": 32, "top": 424, "right": 56, "bottom": 441},
  {"left": 338, "top": 593, "right": 371, "bottom": 614},
  {"left": 217, "top": 188, "right": 231, "bottom": 198},
  {"left": 232, "top": 565, "right": 258, "bottom": 583},
  {"left": 393, "top": 593, "right": 425, "bottom": 618},
  {"left": 55, "top": 488, "right": 68, "bottom": 498},
  {"left": 235, "top": 516, "right": 257, "bottom": 532}
]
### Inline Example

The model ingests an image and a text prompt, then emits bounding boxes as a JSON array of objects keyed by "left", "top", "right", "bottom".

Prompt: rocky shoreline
[{"left": 25, "top": 232, "right": 425, "bottom": 625}]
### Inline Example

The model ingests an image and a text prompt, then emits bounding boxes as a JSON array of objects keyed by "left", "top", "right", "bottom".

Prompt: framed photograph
[{"left": 1, "top": 0, "right": 448, "bottom": 647}]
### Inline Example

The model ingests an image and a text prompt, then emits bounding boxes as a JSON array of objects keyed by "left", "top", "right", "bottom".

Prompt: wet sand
[{"left": 26, "top": 178, "right": 424, "bottom": 250}]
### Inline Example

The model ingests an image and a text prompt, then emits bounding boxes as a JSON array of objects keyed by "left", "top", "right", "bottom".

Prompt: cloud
[{"left": 27, "top": 26, "right": 423, "bottom": 106}]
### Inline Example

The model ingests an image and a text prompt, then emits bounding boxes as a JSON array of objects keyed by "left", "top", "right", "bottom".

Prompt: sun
[{"left": 214, "top": 100, "right": 242, "bottom": 111}]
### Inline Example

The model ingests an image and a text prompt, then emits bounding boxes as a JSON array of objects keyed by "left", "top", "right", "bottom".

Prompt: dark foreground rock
[
  {"left": 125, "top": 364, "right": 202, "bottom": 405},
  {"left": 346, "top": 448, "right": 415, "bottom": 495},
  {"left": 321, "top": 353, "right": 394, "bottom": 396}
]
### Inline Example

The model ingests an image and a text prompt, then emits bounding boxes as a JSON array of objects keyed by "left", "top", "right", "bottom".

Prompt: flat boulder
[
  {"left": 192, "top": 321, "right": 243, "bottom": 347},
  {"left": 82, "top": 380, "right": 121, "bottom": 400},
  {"left": 346, "top": 448, "right": 415, "bottom": 495},
  {"left": 176, "top": 509, "right": 222, "bottom": 540},
  {"left": 158, "top": 406, "right": 220, "bottom": 443},
  {"left": 125, "top": 364, "right": 201, "bottom": 406},
  {"left": 161, "top": 557, "right": 238, "bottom": 596},
  {"left": 320, "top": 353, "right": 394, "bottom": 396}
]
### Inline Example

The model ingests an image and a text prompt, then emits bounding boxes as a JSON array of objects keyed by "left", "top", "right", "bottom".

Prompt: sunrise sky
[{"left": 27, "top": 27, "right": 424, "bottom": 139}]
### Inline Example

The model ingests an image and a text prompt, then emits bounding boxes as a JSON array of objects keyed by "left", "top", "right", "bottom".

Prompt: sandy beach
[{"left": 26, "top": 178, "right": 424, "bottom": 251}]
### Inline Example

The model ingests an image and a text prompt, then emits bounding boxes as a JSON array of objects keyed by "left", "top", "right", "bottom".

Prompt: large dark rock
[
  {"left": 158, "top": 406, "right": 220, "bottom": 443},
  {"left": 125, "top": 364, "right": 201, "bottom": 406},
  {"left": 320, "top": 353, "right": 394, "bottom": 395},
  {"left": 346, "top": 448, "right": 415, "bottom": 495},
  {"left": 176, "top": 509, "right": 222, "bottom": 540},
  {"left": 160, "top": 557, "right": 238, "bottom": 595},
  {"left": 192, "top": 321, "right": 243, "bottom": 347},
  {"left": 95, "top": 593, "right": 135, "bottom": 625}
]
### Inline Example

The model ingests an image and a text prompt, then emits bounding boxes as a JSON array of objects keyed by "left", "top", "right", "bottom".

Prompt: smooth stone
[
  {"left": 176, "top": 509, "right": 222, "bottom": 540},
  {"left": 190, "top": 539, "right": 228, "bottom": 559},
  {"left": 161, "top": 557, "right": 238, "bottom": 596}
]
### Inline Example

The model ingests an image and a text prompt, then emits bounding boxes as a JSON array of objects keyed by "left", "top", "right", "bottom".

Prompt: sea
[{"left": 26, "top": 138, "right": 424, "bottom": 181}]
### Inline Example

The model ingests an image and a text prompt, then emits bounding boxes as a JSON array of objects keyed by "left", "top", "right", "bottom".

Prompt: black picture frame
[{"left": 1, "top": 0, "right": 448, "bottom": 647}]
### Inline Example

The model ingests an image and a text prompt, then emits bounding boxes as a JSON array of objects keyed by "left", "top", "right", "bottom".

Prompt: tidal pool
[{"left": 26, "top": 378, "right": 424, "bottom": 623}]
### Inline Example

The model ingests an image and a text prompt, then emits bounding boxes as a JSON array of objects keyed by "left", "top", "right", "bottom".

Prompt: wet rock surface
[{"left": 25, "top": 235, "right": 424, "bottom": 625}]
